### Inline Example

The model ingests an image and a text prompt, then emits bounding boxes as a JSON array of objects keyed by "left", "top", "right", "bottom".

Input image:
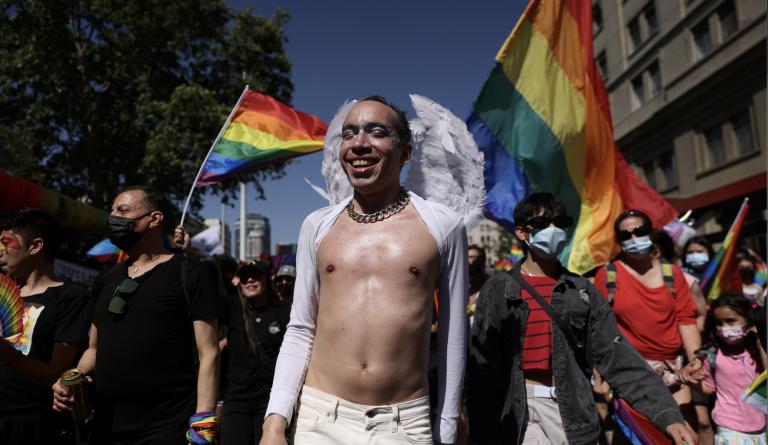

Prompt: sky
[{"left": 200, "top": 1, "right": 527, "bottom": 255}]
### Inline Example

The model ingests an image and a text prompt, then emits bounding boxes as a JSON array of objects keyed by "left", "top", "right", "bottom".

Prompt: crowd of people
[{"left": 0, "top": 97, "right": 765, "bottom": 445}]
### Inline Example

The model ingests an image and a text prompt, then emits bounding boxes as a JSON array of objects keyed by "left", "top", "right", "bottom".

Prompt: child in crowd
[{"left": 685, "top": 293, "right": 767, "bottom": 445}]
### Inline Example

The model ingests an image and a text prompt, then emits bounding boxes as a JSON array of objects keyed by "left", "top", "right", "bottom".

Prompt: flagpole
[
  {"left": 179, "top": 85, "right": 250, "bottom": 227},
  {"left": 239, "top": 182, "right": 247, "bottom": 260}
]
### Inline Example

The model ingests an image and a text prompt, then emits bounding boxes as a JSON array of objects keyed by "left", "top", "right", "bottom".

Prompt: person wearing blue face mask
[
  {"left": 468, "top": 194, "right": 695, "bottom": 445},
  {"left": 594, "top": 209, "right": 703, "bottom": 432},
  {"left": 682, "top": 236, "right": 715, "bottom": 281}
]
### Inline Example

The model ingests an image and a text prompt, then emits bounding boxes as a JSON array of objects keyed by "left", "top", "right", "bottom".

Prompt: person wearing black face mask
[
  {"left": 737, "top": 250, "right": 765, "bottom": 307},
  {"left": 52, "top": 186, "right": 221, "bottom": 445},
  {"left": 467, "top": 193, "right": 695, "bottom": 445}
]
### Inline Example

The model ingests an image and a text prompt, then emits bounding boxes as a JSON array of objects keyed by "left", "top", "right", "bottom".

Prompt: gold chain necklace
[{"left": 346, "top": 188, "right": 410, "bottom": 224}]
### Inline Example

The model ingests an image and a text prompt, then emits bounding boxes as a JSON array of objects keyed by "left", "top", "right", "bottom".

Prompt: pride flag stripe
[
  {"left": 470, "top": 0, "right": 678, "bottom": 273},
  {"left": 197, "top": 89, "right": 328, "bottom": 186}
]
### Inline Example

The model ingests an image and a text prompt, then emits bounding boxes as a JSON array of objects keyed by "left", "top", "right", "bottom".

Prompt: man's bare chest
[{"left": 316, "top": 212, "right": 440, "bottom": 278}]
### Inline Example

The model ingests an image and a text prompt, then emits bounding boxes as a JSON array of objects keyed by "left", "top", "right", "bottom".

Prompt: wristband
[{"left": 186, "top": 411, "right": 219, "bottom": 444}]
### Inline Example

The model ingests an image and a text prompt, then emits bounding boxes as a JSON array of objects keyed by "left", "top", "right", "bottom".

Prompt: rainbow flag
[
  {"left": 700, "top": 198, "right": 748, "bottom": 301},
  {"left": 197, "top": 88, "right": 328, "bottom": 186},
  {"left": 741, "top": 370, "right": 768, "bottom": 414},
  {"left": 467, "top": 0, "right": 678, "bottom": 274},
  {"left": 86, "top": 239, "right": 129, "bottom": 263}
]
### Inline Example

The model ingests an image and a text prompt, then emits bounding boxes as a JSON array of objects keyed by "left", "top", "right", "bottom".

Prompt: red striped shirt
[{"left": 520, "top": 274, "right": 557, "bottom": 371}]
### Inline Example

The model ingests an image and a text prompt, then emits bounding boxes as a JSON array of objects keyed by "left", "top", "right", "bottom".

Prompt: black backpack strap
[
  {"left": 660, "top": 259, "right": 676, "bottom": 298},
  {"left": 510, "top": 268, "right": 591, "bottom": 376},
  {"left": 604, "top": 262, "right": 617, "bottom": 306}
]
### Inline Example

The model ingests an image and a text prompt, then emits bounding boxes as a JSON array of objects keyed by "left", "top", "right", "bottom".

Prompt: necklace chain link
[
  {"left": 129, "top": 254, "right": 163, "bottom": 278},
  {"left": 346, "top": 188, "right": 410, "bottom": 224}
]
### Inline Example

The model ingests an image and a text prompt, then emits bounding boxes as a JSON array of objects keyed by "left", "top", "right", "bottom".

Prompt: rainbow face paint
[{"left": 0, "top": 231, "right": 21, "bottom": 251}]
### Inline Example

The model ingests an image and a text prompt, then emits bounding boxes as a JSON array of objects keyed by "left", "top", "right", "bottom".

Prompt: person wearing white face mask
[
  {"left": 594, "top": 209, "right": 702, "bottom": 431},
  {"left": 682, "top": 293, "right": 767, "bottom": 445},
  {"left": 682, "top": 237, "right": 715, "bottom": 282},
  {"left": 468, "top": 194, "right": 695, "bottom": 445}
]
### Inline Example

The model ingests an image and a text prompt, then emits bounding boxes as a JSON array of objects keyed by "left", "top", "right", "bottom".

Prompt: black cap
[{"left": 237, "top": 259, "right": 271, "bottom": 278}]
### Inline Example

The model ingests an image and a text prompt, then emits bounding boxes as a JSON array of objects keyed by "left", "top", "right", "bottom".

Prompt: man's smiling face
[{"left": 339, "top": 100, "right": 411, "bottom": 194}]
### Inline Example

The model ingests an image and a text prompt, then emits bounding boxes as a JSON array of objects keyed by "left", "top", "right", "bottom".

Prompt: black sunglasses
[
  {"left": 523, "top": 215, "right": 573, "bottom": 232},
  {"left": 617, "top": 225, "right": 651, "bottom": 241},
  {"left": 108, "top": 278, "right": 138, "bottom": 315}
]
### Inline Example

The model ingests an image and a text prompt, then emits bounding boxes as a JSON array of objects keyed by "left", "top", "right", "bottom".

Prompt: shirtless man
[{"left": 260, "top": 97, "right": 468, "bottom": 445}]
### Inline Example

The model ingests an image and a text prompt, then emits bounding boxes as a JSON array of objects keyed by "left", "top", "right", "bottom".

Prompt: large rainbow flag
[
  {"left": 467, "top": 0, "right": 678, "bottom": 274},
  {"left": 196, "top": 87, "right": 328, "bottom": 186},
  {"left": 700, "top": 198, "right": 748, "bottom": 301}
]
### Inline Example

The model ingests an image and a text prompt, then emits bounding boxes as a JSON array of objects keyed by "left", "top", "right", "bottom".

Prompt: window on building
[
  {"left": 658, "top": 154, "right": 677, "bottom": 190},
  {"left": 648, "top": 61, "right": 661, "bottom": 97},
  {"left": 642, "top": 161, "right": 657, "bottom": 190},
  {"left": 692, "top": 21, "right": 712, "bottom": 61},
  {"left": 704, "top": 125, "right": 726, "bottom": 169},
  {"left": 628, "top": 17, "right": 642, "bottom": 52},
  {"left": 731, "top": 110, "right": 755, "bottom": 156},
  {"left": 644, "top": 3, "right": 658, "bottom": 35},
  {"left": 593, "top": 2, "right": 604, "bottom": 35},
  {"left": 631, "top": 75, "right": 645, "bottom": 110},
  {"left": 717, "top": 0, "right": 737, "bottom": 41},
  {"left": 596, "top": 51, "right": 608, "bottom": 80}
]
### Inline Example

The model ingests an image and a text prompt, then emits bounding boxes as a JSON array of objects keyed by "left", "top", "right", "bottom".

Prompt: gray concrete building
[
  {"left": 234, "top": 213, "right": 271, "bottom": 259},
  {"left": 593, "top": 0, "right": 766, "bottom": 255}
]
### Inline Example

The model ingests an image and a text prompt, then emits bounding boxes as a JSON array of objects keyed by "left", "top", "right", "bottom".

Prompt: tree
[{"left": 0, "top": 0, "right": 293, "bottom": 219}]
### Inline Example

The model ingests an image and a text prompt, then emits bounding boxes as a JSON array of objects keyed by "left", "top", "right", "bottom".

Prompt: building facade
[
  {"left": 467, "top": 218, "right": 504, "bottom": 268},
  {"left": 234, "top": 213, "right": 271, "bottom": 259},
  {"left": 593, "top": 0, "right": 766, "bottom": 255}
]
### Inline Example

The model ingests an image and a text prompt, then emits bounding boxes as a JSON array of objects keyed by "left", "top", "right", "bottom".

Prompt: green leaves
[{"left": 1, "top": 0, "right": 293, "bottom": 215}]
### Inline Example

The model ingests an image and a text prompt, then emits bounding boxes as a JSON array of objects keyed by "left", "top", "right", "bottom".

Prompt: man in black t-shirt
[
  {"left": 0, "top": 209, "right": 90, "bottom": 445},
  {"left": 52, "top": 186, "right": 220, "bottom": 445}
]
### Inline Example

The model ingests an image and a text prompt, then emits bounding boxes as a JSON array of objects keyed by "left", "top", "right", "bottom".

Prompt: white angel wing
[
  {"left": 404, "top": 94, "right": 485, "bottom": 229},
  {"left": 313, "top": 100, "right": 356, "bottom": 205}
]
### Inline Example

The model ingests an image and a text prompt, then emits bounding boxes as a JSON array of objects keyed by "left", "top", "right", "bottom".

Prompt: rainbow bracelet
[{"left": 186, "top": 411, "right": 219, "bottom": 444}]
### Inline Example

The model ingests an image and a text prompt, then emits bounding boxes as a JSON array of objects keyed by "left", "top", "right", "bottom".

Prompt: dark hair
[
  {"left": 513, "top": 192, "right": 567, "bottom": 228},
  {"left": 116, "top": 185, "right": 169, "bottom": 214},
  {"left": 237, "top": 262, "right": 275, "bottom": 354},
  {"left": 613, "top": 209, "right": 652, "bottom": 237},
  {"left": 682, "top": 236, "right": 715, "bottom": 268},
  {"left": 705, "top": 293, "right": 765, "bottom": 369},
  {"left": 468, "top": 244, "right": 487, "bottom": 263},
  {"left": 737, "top": 247, "right": 757, "bottom": 267},
  {"left": 360, "top": 95, "right": 411, "bottom": 145},
  {"left": 651, "top": 229, "right": 678, "bottom": 262},
  {"left": 9, "top": 208, "right": 61, "bottom": 259}
]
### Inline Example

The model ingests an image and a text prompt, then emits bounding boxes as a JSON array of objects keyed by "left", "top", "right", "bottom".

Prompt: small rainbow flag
[
  {"left": 741, "top": 370, "right": 768, "bottom": 414},
  {"left": 86, "top": 239, "right": 129, "bottom": 264},
  {"left": 467, "top": 0, "right": 679, "bottom": 274},
  {"left": 196, "top": 87, "right": 328, "bottom": 186},
  {"left": 0, "top": 274, "right": 23, "bottom": 338},
  {"left": 700, "top": 198, "right": 748, "bottom": 301}
]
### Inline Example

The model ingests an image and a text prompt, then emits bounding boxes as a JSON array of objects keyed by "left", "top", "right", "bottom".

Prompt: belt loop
[
  {"left": 327, "top": 398, "right": 338, "bottom": 423},
  {"left": 391, "top": 405, "right": 400, "bottom": 432}
]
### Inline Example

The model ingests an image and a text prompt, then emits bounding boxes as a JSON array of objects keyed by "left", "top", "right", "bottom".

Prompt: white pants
[
  {"left": 292, "top": 385, "right": 433, "bottom": 445},
  {"left": 522, "top": 384, "right": 568, "bottom": 445}
]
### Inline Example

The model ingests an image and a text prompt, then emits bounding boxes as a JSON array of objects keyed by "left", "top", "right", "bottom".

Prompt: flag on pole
[
  {"left": 467, "top": 0, "right": 679, "bottom": 274},
  {"left": 197, "top": 88, "right": 328, "bottom": 186},
  {"left": 741, "top": 370, "right": 768, "bottom": 414},
  {"left": 86, "top": 239, "right": 128, "bottom": 264},
  {"left": 190, "top": 226, "right": 225, "bottom": 256},
  {"left": 699, "top": 198, "right": 748, "bottom": 301}
]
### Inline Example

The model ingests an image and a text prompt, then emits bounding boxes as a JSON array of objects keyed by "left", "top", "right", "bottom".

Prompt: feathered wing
[
  {"left": 404, "top": 94, "right": 485, "bottom": 229},
  {"left": 320, "top": 100, "right": 356, "bottom": 205}
]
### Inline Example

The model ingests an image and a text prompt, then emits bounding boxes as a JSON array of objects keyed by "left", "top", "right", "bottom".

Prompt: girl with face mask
[
  {"left": 682, "top": 236, "right": 715, "bottom": 281},
  {"left": 593, "top": 210, "right": 702, "bottom": 429},
  {"left": 684, "top": 293, "right": 767, "bottom": 445}
]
